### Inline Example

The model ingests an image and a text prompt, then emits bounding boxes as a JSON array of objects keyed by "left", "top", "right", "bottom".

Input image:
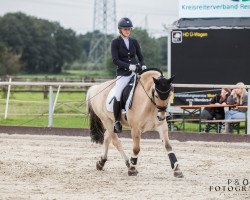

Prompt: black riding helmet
[{"left": 118, "top": 17, "right": 133, "bottom": 29}]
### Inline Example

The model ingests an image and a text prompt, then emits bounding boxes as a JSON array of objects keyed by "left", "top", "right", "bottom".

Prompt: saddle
[{"left": 106, "top": 75, "right": 138, "bottom": 113}]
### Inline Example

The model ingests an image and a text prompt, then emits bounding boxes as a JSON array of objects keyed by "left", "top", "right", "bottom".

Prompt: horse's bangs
[{"left": 155, "top": 78, "right": 172, "bottom": 100}]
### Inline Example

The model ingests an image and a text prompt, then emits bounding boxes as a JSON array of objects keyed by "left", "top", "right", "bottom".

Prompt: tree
[
  {"left": 105, "top": 52, "right": 116, "bottom": 77},
  {"left": 104, "top": 28, "right": 168, "bottom": 76},
  {"left": 131, "top": 28, "right": 163, "bottom": 70},
  {"left": 0, "top": 43, "right": 21, "bottom": 75},
  {"left": 158, "top": 36, "right": 168, "bottom": 69},
  {"left": 0, "top": 12, "right": 82, "bottom": 73}
]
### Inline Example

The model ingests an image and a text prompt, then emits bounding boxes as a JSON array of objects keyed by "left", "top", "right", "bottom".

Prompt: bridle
[
  {"left": 139, "top": 78, "right": 173, "bottom": 113},
  {"left": 151, "top": 86, "right": 173, "bottom": 112}
]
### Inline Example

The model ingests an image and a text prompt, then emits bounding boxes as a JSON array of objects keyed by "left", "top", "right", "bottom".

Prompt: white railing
[
  {"left": 0, "top": 80, "right": 249, "bottom": 134},
  {"left": 0, "top": 80, "right": 98, "bottom": 127}
]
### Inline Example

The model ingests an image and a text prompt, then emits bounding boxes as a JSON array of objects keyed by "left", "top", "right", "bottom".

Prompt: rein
[
  {"left": 87, "top": 71, "right": 130, "bottom": 103},
  {"left": 88, "top": 68, "right": 162, "bottom": 103}
]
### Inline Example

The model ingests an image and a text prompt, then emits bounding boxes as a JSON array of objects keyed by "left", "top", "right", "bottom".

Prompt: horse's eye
[{"left": 155, "top": 94, "right": 159, "bottom": 99}]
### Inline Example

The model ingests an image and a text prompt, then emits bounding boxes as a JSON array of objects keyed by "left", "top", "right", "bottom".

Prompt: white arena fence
[
  {"left": 0, "top": 79, "right": 98, "bottom": 127},
  {"left": 0, "top": 80, "right": 249, "bottom": 134}
]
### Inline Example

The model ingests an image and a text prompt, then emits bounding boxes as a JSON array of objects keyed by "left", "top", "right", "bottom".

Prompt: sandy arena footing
[{"left": 0, "top": 133, "right": 249, "bottom": 200}]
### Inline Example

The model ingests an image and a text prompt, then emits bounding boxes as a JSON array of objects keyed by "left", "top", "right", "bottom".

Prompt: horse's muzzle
[{"left": 157, "top": 115, "right": 166, "bottom": 121}]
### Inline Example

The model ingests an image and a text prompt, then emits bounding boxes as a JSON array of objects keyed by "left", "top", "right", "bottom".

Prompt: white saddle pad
[{"left": 106, "top": 77, "right": 136, "bottom": 113}]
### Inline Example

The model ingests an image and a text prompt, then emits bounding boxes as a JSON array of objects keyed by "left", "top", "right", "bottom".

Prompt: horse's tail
[{"left": 86, "top": 86, "right": 105, "bottom": 144}]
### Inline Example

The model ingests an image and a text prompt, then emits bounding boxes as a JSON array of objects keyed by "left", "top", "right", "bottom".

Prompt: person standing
[{"left": 111, "top": 17, "right": 147, "bottom": 133}]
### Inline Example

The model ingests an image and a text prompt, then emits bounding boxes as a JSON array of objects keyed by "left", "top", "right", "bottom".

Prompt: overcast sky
[{"left": 0, "top": 0, "right": 179, "bottom": 37}]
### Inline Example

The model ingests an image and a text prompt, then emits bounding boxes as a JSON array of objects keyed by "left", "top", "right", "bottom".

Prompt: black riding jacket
[{"left": 111, "top": 36, "right": 145, "bottom": 76}]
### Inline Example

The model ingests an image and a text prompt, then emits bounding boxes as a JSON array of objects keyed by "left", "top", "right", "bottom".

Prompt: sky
[{"left": 0, "top": 0, "right": 179, "bottom": 38}]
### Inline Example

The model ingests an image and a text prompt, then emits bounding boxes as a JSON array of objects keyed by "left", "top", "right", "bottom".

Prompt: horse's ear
[
  {"left": 168, "top": 75, "right": 176, "bottom": 84},
  {"left": 153, "top": 77, "right": 159, "bottom": 85}
]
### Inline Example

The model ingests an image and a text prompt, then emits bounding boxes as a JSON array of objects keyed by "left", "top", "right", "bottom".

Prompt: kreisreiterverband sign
[{"left": 179, "top": 0, "right": 250, "bottom": 18}]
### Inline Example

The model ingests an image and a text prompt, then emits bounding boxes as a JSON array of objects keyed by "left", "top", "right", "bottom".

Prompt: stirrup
[{"left": 114, "top": 121, "right": 122, "bottom": 133}]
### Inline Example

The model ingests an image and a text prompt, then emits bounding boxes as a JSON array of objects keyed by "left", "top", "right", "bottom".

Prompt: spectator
[
  {"left": 201, "top": 88, "right": 231, "bottom": 132},
  {"left": 224, "top": 82, "right": 248, "bottom": 133}
]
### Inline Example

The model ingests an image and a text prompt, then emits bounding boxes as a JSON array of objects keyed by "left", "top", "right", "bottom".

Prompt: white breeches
[{"left": 114, "top": 72, "right": 135, "bottom": 101}]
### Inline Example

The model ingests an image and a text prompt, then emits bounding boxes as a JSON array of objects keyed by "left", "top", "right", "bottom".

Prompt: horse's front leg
[
  {"left": 110, "top": 131, "right": 130, "bottom": 168},
  {"left": 127, "top": 128, "right": 140, "bottom": 176},
  {"left": 158, "top": 125, "right": 184, "bottom": 178}
]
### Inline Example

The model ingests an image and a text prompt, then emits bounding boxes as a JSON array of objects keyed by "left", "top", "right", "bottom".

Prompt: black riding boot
[{"left": 113, "top": 98, "right": 122, "bottom": 133}]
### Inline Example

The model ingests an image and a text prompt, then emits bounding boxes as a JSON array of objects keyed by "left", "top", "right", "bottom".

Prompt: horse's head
[{"left": 152, "top": 75, "right": 175, "bottom": 121}]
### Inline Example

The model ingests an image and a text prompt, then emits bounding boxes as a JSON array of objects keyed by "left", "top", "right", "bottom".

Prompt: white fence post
[
  {"left": 247, "top": 90, "right": 250, "bottom": 135},
  {"left": 53, "top": 85, "right": 61, "bottom": 113},
  {"left": 4, "top": 78, "right": 12, "bottom": 119},
  {"left": 48, "top": 86, "right": 53, "bottom": 127}
]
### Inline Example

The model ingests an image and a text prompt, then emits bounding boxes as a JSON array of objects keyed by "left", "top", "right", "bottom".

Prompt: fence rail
[{"left": 0, "top": 81, "right": 98, "bottom": 86}]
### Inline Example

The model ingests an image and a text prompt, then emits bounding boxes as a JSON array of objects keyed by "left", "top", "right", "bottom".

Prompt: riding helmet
[{"left": 118, "top": 17, "right": 133, "bottom": 29}]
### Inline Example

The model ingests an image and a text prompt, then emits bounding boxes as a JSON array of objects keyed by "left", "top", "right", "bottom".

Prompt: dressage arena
[{"left": 0, "top": 132, "right": 250, "bottom": 200}]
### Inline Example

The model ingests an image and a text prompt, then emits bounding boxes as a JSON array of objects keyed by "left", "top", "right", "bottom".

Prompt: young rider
[{"left": 111, "top": 17, "right": 147, "bottom": 133}]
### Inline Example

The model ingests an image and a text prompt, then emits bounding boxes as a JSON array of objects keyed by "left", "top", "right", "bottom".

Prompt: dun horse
[{"left": 86, "top": 69, "right": 183, "bottom": 177}]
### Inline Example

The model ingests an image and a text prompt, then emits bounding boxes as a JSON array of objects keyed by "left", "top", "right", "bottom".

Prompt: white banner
[{"left": 179, "top": 0, "right": 250, "bottom": 18}]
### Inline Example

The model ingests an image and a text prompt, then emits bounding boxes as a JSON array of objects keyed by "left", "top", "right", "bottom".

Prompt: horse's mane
[
  {"left": 139, "top": 68, "right": 162, "bottom": 83},
  {"left": 138, "top": 68, "right": 163, "bottom": 76}
]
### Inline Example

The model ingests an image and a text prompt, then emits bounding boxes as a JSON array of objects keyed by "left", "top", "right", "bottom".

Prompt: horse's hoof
[
  {"left": 174, "top": 170, "right": 184, "bottom": 178},
  {"left": 128, "top": 167, "right": 138, "bottom": 176},
  {"left": 96, "top": 161, "right": 104, "bottom": 171}
]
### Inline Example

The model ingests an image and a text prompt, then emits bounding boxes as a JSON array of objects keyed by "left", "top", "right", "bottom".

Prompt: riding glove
[
  {"left": 129, "top": 64, "right": 137, "bottom": 72},
  {"left": 142, "top": 65, "right": 147, "bottom": 70}
]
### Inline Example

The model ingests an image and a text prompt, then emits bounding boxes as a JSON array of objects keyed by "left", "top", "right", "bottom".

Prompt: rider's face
[{"left": 121, "top": 28, "right": 131, "bottom": 37}]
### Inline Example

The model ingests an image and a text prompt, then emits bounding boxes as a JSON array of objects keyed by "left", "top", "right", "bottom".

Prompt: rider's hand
[
  {"left": 129, "top": 64, "right": 136, "bottom": 72},
  {"left": 142, "top": 65, "right": 147, "bottom": 70}
]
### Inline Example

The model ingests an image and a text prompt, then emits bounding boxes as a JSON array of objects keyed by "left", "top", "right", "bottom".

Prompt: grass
[
  {"left": 0, "top": 116, "right": 89, "bottom": 128},
  {"left": 0, "top": 91, "right": 89, "bottom": 128},
  {"left": 10, "top": 70, "right": 112, "bottom": 80},
  {"left": 65, "top": 70, "right": 111, "bottom": 78}
]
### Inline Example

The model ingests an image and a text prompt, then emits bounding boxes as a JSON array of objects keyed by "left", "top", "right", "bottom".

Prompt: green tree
[
  {"left": 157, "top": 36, "right": 168, "bottom": 70},
  {"left": 104, "top": 28, "right": 168, "bottom": 76},
  {"left": 0, "top": 12, "right": 82, "bottom": 73},
  {"left": 131, "top": 28, "right": 163, "bottom": 70},
  {"left": 0, "top": 43, "right": 21, "bottom": 75},
  {"left": 105, "top": 52, "right": 116, "bottom": 77}
]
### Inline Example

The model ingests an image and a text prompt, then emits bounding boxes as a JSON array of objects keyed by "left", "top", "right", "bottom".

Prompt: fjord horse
[{"left": 86, "top": 69, "right": 183, "bottom": 177}]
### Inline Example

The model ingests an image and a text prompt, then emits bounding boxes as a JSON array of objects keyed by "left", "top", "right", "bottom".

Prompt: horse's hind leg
[
  {"left": 158, "top": 125, "right": 184, "bottom": 178},
  {"left": 96, "top": 130, "right": 112, "bottom": 170}
]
